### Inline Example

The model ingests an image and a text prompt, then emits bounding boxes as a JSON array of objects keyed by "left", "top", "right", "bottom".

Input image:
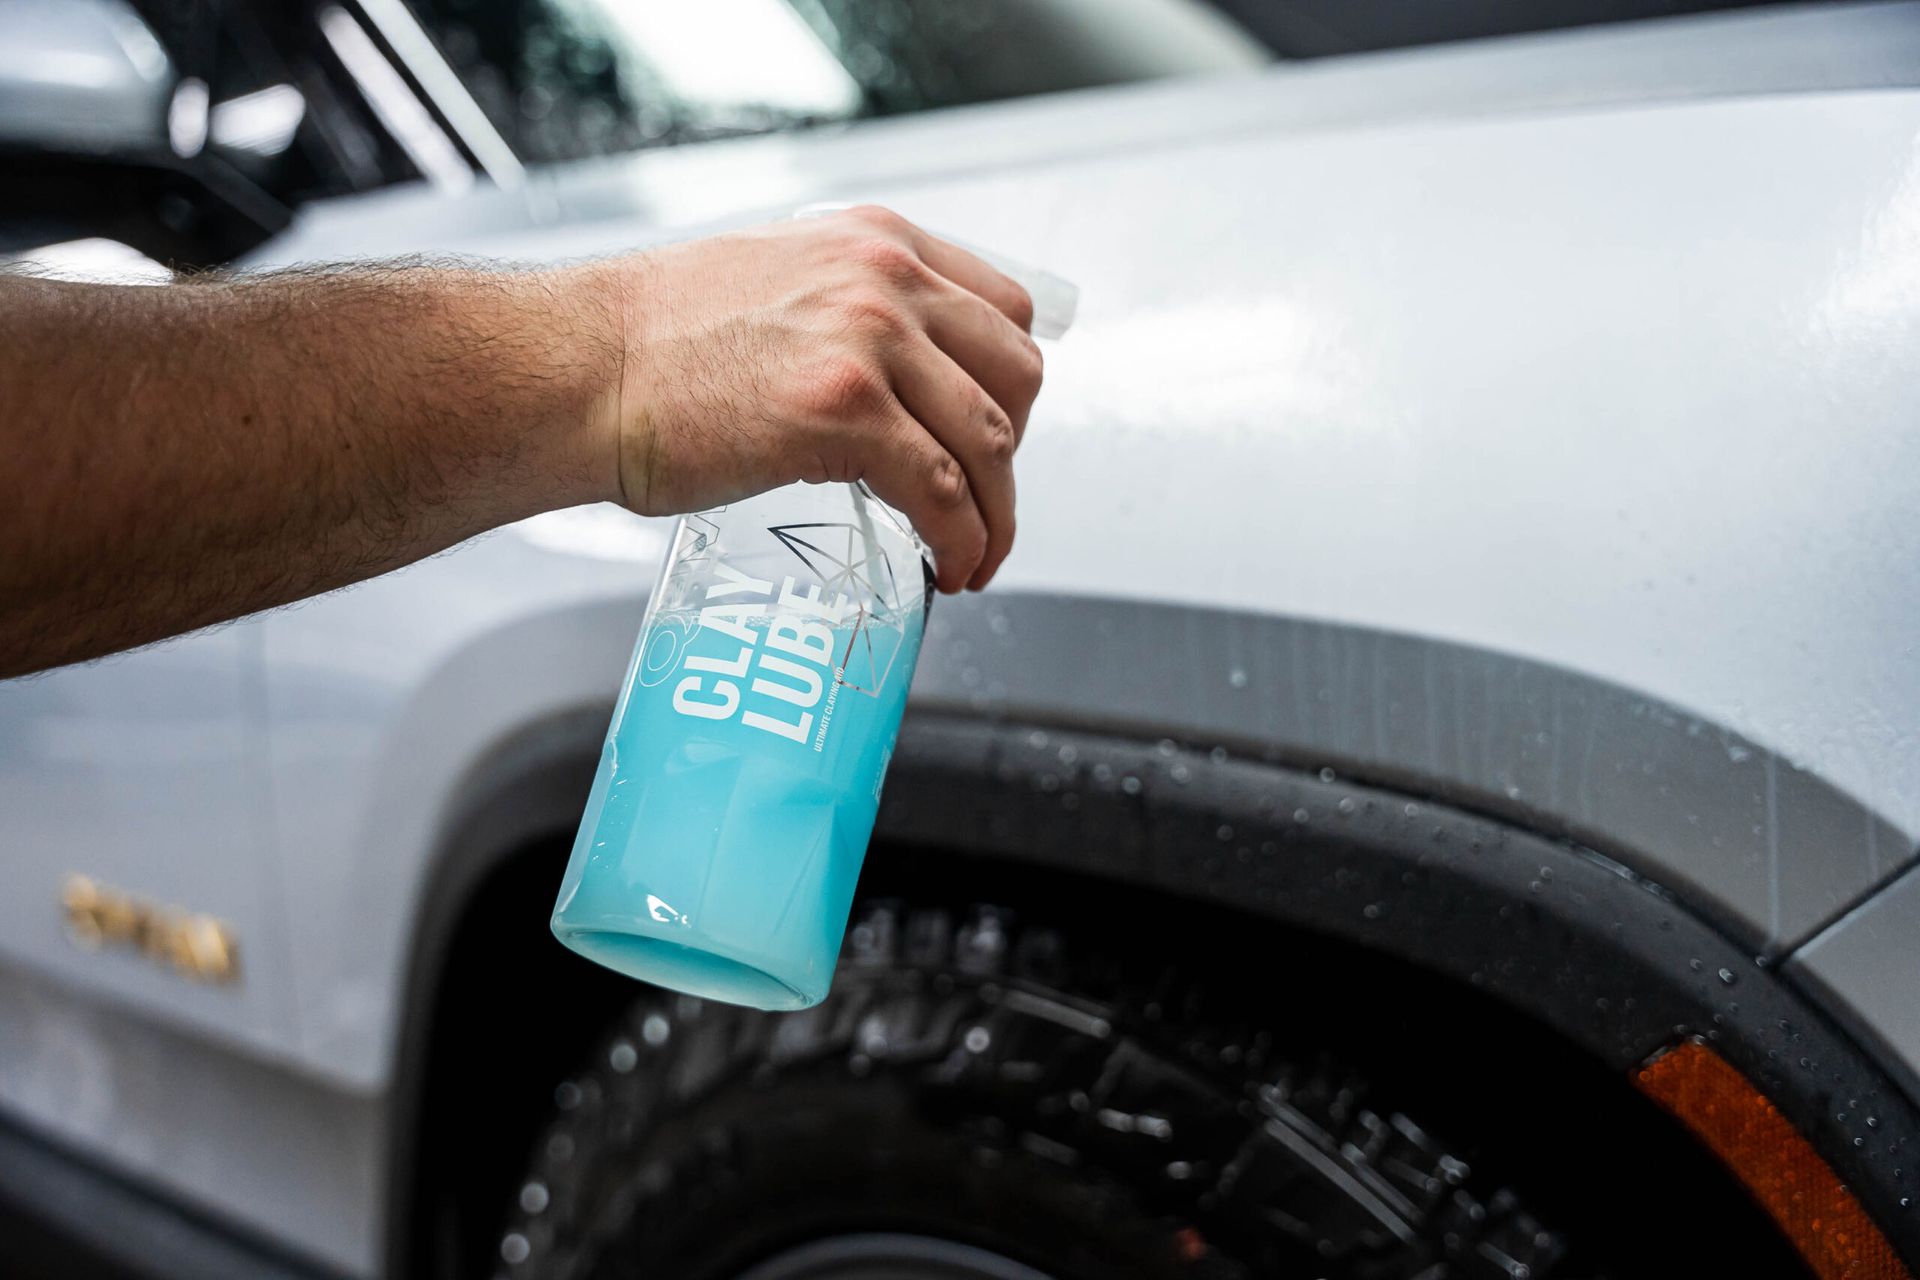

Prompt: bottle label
[
  {"left": 668, "top": 562, "right": 848, "bottom": 747},
  {"left": 637, "top": 518, "right": 916, "bottom": 755}
]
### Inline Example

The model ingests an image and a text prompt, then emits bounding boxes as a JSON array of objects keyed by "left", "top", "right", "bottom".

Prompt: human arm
[{"left": 0, "top": 207, "right": 1040, "bottom": 676}]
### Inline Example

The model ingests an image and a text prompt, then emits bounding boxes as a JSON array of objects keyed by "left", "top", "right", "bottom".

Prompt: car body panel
[
  {"left": 0, "top": 624, "right": 357, "bottom": 1269},
  {"left": 242, "top": 19, "right": 1920, "bottom": 1086},
  {"left": 1790, "top": 865, "right": 1920, "bottom": 1106},
  {"left": 0, "top": 622, "right": 297, "bottom": 1059},
  {"left": 0, "top": 962, "right": 380, "bottom": 1277}
]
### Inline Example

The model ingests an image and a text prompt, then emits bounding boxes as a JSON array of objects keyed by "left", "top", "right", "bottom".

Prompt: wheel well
[
  {"left": 396, "top": 838, "right": 631, "bottom": 1279},
  {"left": 386, "top": 712, "right": 1920, "bottom": 1276}
]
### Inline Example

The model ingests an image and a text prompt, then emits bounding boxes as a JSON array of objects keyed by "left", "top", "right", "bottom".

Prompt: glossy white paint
[
  {"left": 0, "top": 622, "right": 338, "bottom": 1259},
  {"left": 997, "top": 89, "right": 1920, "bottom": 843},
  {"left": 0, "top": 621, "right": 295, "bottom": 1058},
  {"left": 258, "top": 32, "right": 1920, "bottom": 980},
  {"left": 39, "top": 0, "right": 1920, "bottom": 1081},
  {"left": 0, "top": 964, "right": 383, "bottom": 1275}
]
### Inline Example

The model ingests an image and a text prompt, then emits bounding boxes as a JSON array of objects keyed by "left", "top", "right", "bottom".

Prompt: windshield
[
  {"left": 405, "top": 0, "right": 1271, "bottom": 166},
  {"left": 2, "top": 0, "right": 1802, "bottom": 270},
  {"left": 409, "top": 0, "right": 1798, "bottom": 168}
]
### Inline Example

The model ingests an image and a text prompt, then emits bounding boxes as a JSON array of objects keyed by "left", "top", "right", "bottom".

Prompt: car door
[{"left": 0, "top": 619, "right": 296, "bottom": 1074}]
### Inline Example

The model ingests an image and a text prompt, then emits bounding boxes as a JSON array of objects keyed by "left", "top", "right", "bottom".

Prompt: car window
[
  {"left": 135, "top": 2, "right": 429, "bottom": 201},
  {"left": 404, "top": 0, "right": 1272, "bottom": 167},
  {"left": 407, "top": 0, "right": 1796, "bottom": 169}
]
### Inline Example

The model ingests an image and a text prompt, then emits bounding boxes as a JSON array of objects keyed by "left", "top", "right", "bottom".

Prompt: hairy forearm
[
  {"left": 0, "top": 208, "right": 1051, "bottom": 677},
  {"left": 0, "top": 263, "right": 620, "bottom": 676}
]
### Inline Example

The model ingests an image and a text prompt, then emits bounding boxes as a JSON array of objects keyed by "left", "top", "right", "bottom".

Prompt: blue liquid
[{"left": 552, "top": 615, "right": 919, "bottom": 1010}]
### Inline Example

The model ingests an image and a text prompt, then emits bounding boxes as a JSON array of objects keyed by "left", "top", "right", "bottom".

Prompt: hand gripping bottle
[{"left": 551, "top": 238, "right": 1076, "bottom": 1010}]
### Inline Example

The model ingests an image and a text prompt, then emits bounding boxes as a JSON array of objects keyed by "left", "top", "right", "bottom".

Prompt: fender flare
[{"left": 383, "top": 706, "right": 1920, "bottom": 1273}]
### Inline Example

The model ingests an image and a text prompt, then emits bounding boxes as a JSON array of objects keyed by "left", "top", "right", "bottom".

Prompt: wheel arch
[
  {"left": 381, "top": 636, "right": 1920, "bottom": 1276},
  {"left": 381, "top": 704, "right": 611, "bottom": 1280},
  {"left": 878, "top": 713, "right": 1920, "bottom": 1255}
]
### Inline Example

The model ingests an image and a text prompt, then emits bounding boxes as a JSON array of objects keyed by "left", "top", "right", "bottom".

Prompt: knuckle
[
  {"left": 845, "top": 203, "right": 907, "bottom": 234},
  {"left": 852, "top": 236, "right": 925, "bottom": 288},
  {"left": 841, "top": 295, "right": 907, "bottom": 338},
  {"left": 979, "top": 403, "right": 1017, "bottom": 465},
  {"left": 803, "top": 357, "right": 883, "bottom": 415},
  {"left": 926, "top": 453, "right": 970, "bottom": 510}
]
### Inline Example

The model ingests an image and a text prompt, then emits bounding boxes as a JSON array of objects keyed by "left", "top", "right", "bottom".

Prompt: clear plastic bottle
[{"left": 551, "top": 236, "right": 1075, "bottom": 1010}]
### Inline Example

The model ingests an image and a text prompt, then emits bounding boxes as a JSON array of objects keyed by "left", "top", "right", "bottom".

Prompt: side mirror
[
  {"left": 0, "top": 0, "right": 290, "bottom": 268},
  {"left": 0, "top": 0, "right": 179, "bottom": 161}
]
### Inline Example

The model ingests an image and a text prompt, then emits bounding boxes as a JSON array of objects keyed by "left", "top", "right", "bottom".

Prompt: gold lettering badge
[{"left": 61, "top": 875, "right": 240, "bottom": 985}]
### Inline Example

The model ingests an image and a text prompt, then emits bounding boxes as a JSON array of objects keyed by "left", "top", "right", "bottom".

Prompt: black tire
[{"left": 490, "top": 899, "right": 1631, "bottom": 1280}]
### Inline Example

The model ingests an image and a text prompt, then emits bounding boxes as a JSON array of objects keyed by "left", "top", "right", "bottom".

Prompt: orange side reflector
[{"left": 1635, "top": 1038, "right": 1910, "bottom": 1280}]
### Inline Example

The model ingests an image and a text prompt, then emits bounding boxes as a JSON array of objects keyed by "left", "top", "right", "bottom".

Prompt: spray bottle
[{"left": 550, "top": 226, "right": 1076, "bottom": 1009}]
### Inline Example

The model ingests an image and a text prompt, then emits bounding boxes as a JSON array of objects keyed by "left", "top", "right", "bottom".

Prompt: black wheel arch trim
[
  {"left": 384, "top": 705, "right": 610, "bottom": 1280},
  {"left": 880, "top": 714, "right": 1920, "bottom": 1258},
  {"left": 385, "top": 706, "right": 1920, "bottom": 1276},
  {"left": 908, "top": 592, "right": 1911, "bottom": 958}
]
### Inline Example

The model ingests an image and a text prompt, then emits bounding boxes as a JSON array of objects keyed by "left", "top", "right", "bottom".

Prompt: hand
[{"left": 586, "top": 206, "right": 1043, "bottom": 592}]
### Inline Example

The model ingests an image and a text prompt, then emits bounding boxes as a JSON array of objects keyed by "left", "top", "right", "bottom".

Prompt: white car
[{"left": 5, "top": 2, "right": 1920, "bottom": 1277}]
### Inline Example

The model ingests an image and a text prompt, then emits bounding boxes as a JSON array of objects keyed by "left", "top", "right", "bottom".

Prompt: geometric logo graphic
[
  {"left": 672, "top": 511, "right": 723, "bottom": 566},
  {"left": 767, "top": 522, "right": 908, "bottom": 696}
]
